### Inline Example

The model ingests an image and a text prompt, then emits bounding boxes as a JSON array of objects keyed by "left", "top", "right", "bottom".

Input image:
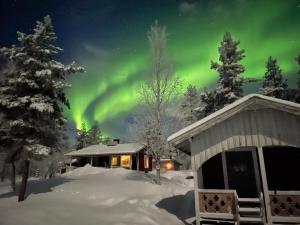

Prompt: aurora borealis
[{"left": 1, "top": 0, "right": 300, "bottom": 138}]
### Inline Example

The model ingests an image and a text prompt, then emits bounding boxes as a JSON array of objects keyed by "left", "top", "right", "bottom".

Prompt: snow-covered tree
[
  {"left": 259, "top": 56, "right": 288, "bottom": 99},
  {"left": 181, "top": 85, "right": 199, "bottom": 125},
  {"left": 87, "top": 123, "right": 103, "bottom": 145},
  {"left": 198, "top": 32, "right": 251, "bottom": 117},
  {"left": 76, "top": 122, "right": 104, "bottom": 149},
  {"left": 210, "top": 32, "right": 247, "bottom": 109},
  {"left": 139, "top": 21, "right": 180, "bottom": 184},
  {"left": 0, "top": 15, "right": 84, "bottom": 201},
  {"left": 198, "top": 88, "right": 216, "bottom": 118},
  {"left": 76, "top": 123, "right": 89, "bottom": 150}
]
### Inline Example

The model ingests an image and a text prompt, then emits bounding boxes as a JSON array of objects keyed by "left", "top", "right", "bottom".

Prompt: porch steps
[
  {"left": 239, "top": 217, "right": 263, "bottom": 223},
  {"left": 238, "top": 198, "right": 260, "bottom": 204},
  {"left": 237, "top": 196, "right": 264, "bottom": 224},
  {"left": 238, "top": 207, "right": 261, "bottom": 213}
]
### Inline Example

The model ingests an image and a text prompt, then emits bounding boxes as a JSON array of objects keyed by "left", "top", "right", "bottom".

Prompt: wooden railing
[
  {"left": 198, "top": 189, "right": 300, "bottom": 224},
  {"left": 198, "top": 189, "right": 239, "bottom": 223},
  {"left": 198, "top": 189, "right": 265, "bottom": 224},
  {"left": 269, "top": 191, "right": 300, "bottom": 224}
]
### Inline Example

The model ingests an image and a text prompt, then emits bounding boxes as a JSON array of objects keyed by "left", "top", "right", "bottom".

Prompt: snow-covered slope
[{"left": 0, "top": 165, "right": 195, "bottom": 225}]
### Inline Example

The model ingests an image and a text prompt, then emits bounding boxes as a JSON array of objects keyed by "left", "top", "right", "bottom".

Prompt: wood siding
[{"left": 191, "top": 108, "right": 300, "bottom": 171}]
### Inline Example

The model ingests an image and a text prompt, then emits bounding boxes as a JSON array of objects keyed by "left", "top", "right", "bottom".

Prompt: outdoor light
[{"left": 166, "top": 162, "right": 173, "bottom": 170}]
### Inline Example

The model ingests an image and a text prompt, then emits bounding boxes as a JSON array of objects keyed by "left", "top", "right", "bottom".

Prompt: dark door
[
  {"left": 131, "top": 155, "right": 137, "bottom": 170},
  {"left": 226, "top": 150, "right": 259, "bottom": 198}
]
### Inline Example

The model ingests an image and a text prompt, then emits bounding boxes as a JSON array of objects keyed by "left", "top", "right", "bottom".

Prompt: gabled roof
[
  {"left": 65, "top": 143, "right": 146, "bottom": 157},
  {"left": 168, "top": 94, "right": 300, "bottom": 147}
]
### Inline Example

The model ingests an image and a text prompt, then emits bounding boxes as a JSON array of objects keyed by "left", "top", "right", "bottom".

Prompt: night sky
[{"left": 1, "top": 0, "right": 300, "bottom": 138}]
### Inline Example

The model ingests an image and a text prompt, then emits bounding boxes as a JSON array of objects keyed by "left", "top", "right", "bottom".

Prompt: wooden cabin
[
  {"left": 65, "top": 143, "right": 152, "bottom": 172},
  {"left": 168, "top": 94, "right": 300, "bottom": 225}
]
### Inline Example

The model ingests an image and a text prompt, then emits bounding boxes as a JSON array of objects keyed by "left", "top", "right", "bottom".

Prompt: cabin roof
[
  {"left": 167, "top": 94, "right": 300, "bottom": 150},
  {"left": 65, "top": 143, "right": 146, "bottom": 157}
]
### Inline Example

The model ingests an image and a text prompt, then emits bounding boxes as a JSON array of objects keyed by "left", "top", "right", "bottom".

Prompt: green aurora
[{"left": 64, "top": 0, "right": 300, "bottom": 136}]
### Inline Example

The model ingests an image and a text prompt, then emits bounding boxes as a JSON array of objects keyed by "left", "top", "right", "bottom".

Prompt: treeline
[
  {"left": 181, "top": 32, "right": 300, "bottom": 126},
  {"left": 76, "top": 123, "right": 109, "bottom": 150}
]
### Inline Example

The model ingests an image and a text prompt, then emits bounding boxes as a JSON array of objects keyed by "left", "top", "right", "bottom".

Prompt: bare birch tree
[{"left": 139, "top": 21, "right": 180, "bottom": 184}]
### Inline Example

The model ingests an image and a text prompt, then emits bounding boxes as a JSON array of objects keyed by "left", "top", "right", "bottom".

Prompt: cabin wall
[{"left": 191, "top": 108, "right": 300, "bottom": 171}]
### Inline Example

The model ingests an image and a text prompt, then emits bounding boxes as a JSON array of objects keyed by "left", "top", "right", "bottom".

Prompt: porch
[{"left": 197, "top": 146, "right": 300, "bottom": 224}]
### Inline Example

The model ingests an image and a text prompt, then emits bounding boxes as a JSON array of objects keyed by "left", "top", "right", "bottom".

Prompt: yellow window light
[{"left": 121, "top": 155, "right": 131, "bottom": 168}]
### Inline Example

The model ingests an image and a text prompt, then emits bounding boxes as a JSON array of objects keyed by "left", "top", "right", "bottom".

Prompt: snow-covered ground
[{"left": 0, "top": 165, "right": 195, "bottom": 225}]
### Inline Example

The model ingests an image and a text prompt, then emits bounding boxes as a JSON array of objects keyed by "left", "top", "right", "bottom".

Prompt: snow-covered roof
[
  {"left": 65, "top": 143, "right": 146, "bottom": 157},
  {"left": 168, "top": 94, "right": 300, "bottom": 147}
]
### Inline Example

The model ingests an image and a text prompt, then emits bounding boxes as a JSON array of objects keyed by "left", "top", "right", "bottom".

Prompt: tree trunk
[
  {"left": 18, "top": 160, "right": 30, "bottom": 202},
  {"left": 1, "top": 163, "right": 6, "bottom": 182},
  {"left": 155, "top": 161, "right": 161, "bottom": 184},
  {"left": 11, "top": 162, "right": 16, "bottom": 192}
]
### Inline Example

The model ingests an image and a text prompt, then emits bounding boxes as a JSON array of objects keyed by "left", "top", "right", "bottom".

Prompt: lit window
[
  {"left": 121, "top": 155, "right": 131, "bottom": 168},
  {"left": 111, "top": 156, "right": 119, "bottom": 167},
  {"left": 144, "top": 155, "right": 149, "bottom": 169}
]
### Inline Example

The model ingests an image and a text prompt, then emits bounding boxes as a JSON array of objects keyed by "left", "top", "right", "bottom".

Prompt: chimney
[
  {"left": 107, "top": 138, "right": 120, "bottom": 146},
  {"left": 113, "top": 139, "right": 120, "bottom": 144}
]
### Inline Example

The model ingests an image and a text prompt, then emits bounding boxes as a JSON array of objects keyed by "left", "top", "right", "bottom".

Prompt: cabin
[
  {"left": 65, "top": 142, "right": 152, "bottom": 172},
  {"left": 167, "top": 94, "right": 300, "bottom": 225}
]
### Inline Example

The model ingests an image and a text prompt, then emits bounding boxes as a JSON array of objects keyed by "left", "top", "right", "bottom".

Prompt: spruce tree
[
  {"left": 211, "top": 32, "right": 246, "bottom": 110},
  {"left": 198, "top": 32, "right": 249, "bottom": 117},
  {"left": 87, "top": 123, "right": 103, "bottom": 145},
  {"left": 76, "top": 123, "right": 89, "bottom": 150},
  {"left": 260, "top": 56, "right": 288, "bottom": 99},
  {"left": 199, "top": 88, "right": 216, "bottom": 118},
  {"left": 0, "top": 15, "right": 84, "bottom": 201},
  {"left": 181, "top": 85, "right": 199, "bottom": 125}
]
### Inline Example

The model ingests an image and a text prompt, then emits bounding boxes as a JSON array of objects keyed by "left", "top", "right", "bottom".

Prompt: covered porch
[{"left": 167, "top": 94, "right": 300, "bottom": 225}]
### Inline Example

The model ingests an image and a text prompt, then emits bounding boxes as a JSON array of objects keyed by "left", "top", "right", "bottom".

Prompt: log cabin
[
  {"left": 167, "top": 94, "right": 300, "bottom": 225},
  {"left": 65, "top": 142, "right": 152, "bottom": 172}
]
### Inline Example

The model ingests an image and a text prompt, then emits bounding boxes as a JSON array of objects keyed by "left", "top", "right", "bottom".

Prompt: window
[
  {"left": 111, "top": 156, "right": 119, "bottom": 167},
  {"left": 121, "top": 155, "right": 131, "bottom": 168},
  {"left": 144, "top": 155, "right": 149, "bottom": 169}
]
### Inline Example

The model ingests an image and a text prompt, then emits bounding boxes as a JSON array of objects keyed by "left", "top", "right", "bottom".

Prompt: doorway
[{"left": 225, "top": 149, "right": 261, "bottom": 198}]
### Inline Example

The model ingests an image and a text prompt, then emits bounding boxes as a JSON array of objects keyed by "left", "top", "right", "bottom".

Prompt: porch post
[
  {"left": 90, "top": 156, "right": 93, "bottom": 166},
  {"left": 257, "top": 147, "right": 272, "bottom": 225},
  {"left": 130, "top": 154, "right": 133, "bottom": 170},
  {"left": 221, "top": 151, "right": 229, "bottom": 189},
  {"left": 70, "top": 157, "right": 73, "bottom": 171},
  {"left": 190, "top": 137, "right": 201, "bottom": 225},
  {"left": 137, "top": 152, "right": 140, "bottom": 171}
]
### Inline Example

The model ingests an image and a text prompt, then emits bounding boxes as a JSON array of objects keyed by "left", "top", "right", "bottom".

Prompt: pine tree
[
  {"left": 211, "top": 32, "right": 246, "bottom": 110},
  {"left": 181, "top": 85, "right": 199, "bottom": 125},
  {"left": 199, "top": 88, "right": 216, "bottom": 118},
  {"left": 87, "top": 123, "right": 103, "bottom": 145},
  {"left": 260, "top": 56, "right": 288, "bottom": 99},
  {"left": 0, "top": 15, "right": 84, "bottom": 201},
  {"left": 198, "top": 32, "right": 249, "bottom": 117},
  {"left": 76, "top": 123, "right": 89, "bottom": 150}
]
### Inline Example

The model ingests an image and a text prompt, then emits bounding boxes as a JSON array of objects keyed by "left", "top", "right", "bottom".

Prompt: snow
[
  {"left": 29, "top": 102, "right": 54, "bottom": 113},
  {"left": 0, "top": 165, "right": 195, "bottom": 225},
  {"left": 35, "top": 69, "right": 52, "bottom": 77}
]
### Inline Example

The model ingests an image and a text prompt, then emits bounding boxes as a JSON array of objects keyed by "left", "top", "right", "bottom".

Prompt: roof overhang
[
  {"left": 168, "top": 94, "right": 300, "bottom": 151},
  {"left": 65, "top": 143, "right": 146, "bottom": 157}
]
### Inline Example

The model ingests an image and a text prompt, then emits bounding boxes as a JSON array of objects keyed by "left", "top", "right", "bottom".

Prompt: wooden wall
[{"left": 191, "top": 108, "right": 300, "bottom": 171}]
